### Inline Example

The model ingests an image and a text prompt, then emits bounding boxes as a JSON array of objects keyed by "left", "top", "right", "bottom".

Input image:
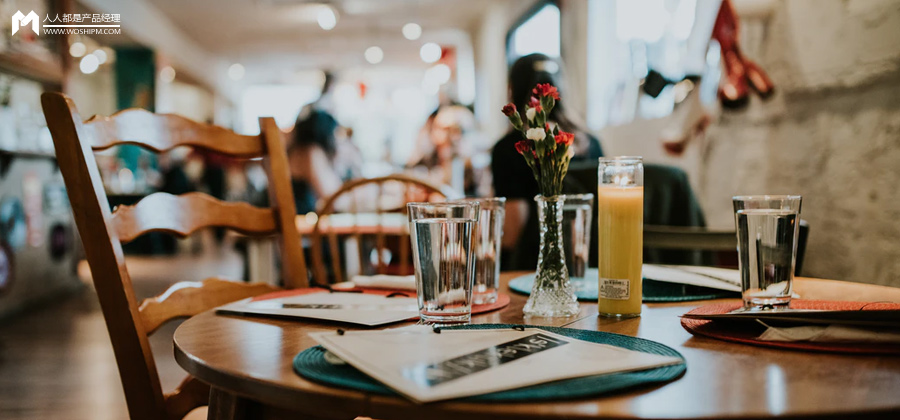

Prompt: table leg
[{"left": 207, "top": 387, "right": 248, "bottom": 420}]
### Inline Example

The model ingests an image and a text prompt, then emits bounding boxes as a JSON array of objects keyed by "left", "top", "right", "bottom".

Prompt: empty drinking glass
[
  {"left": 454, "top": 197, "right": 505, "bottom": 305},
  {"left": 733, "top": 195, "right": 802, "bottom": 309},
  {"left": 408, "top": 202, "right": 480, "bottom": 324},
  {"left": 561, "top": 194, "right": 594, "bottom": 282}
]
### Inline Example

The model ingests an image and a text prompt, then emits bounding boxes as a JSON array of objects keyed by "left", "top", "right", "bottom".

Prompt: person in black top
[
  {"left": 289, "top": 109, "right": 343, "bottom": 214},
  {"left": 491, "top": 53, "right": 603, "bottom": 270}
]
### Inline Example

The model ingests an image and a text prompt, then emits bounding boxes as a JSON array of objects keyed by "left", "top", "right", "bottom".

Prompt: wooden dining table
[{"left": 173, "top": 273, "right": 900, "bottom": 420}]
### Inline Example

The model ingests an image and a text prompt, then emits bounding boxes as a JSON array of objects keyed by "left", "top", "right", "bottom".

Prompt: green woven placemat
[
  {"left": 509, "top": 270, "right": 738, "bottom": 302},
  {"left": 293, "top": 324, "right": 686, "bottom": 402}
]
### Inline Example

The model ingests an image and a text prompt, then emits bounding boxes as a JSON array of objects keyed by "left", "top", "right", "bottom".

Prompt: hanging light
[
  {"left": 69, "top": 42, "right": 86, "bottom": 58},
  {"left": 419, "top": 42, "right": 441, "bottom": 63},
  {"left": 159, "top": 66, "right": 176, "bottom": 83},
  {"left": 228, "top": 63, "right": 245, "bottom": 81},
  {"left": 317, "top": 6, "right": 337, "bottom": 30},
  {"left": 92, "top": 49, "right": 108, "bottom": 64},
  {"left": 79, "top": 54, "right": 99, "bottom": 74},
  {"left": 402, "top": 23, "right": 422, "bottom": 40},
  {"left": 364, "top": 46, "right": 384, "bottom": 64}
]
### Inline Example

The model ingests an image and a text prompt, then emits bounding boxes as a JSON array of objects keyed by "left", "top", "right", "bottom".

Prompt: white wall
[{"left": 698, "top": 0, "right": 900, "bottom": 286}]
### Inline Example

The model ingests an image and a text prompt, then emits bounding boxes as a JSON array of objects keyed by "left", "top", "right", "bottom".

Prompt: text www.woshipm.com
[{"left": 44, "top": 28, "right": 121, "bottom": 35}]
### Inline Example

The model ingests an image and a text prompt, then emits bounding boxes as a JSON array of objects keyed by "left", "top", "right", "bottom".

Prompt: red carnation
[
  {"left": 533, "top": 83, "right": 560, "bottom": 100},
  {"left": 554, "top": 131, "right": 574, "bottom": 146},
  {"left": 514, "top": 140, "right": 531, "bottom": 154},
  {"left": 528, "top": 96, "right": 542, "bottom": 110},
  {"left": 502, "top": 103, "right": 517, "bottom": 117}
]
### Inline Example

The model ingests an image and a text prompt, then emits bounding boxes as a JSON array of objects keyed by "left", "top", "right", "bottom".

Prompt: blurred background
[{"left": 0, "top": 0, "right": 899, "bottom": 417}]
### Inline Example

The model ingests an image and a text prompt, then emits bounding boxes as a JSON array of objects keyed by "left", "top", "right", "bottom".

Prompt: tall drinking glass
[
  {"left": 732, "top": 195, "right": 802, "bottom": 309},
  {"left": 561, "top": 194, "right": 594, "bottom": 281},
  {"left": 597, "top": 157, "right": 644, "bottom": 318},
  {"left": 454, "top": 197, "right": 505, "bottom": 305},
  {"left": 408, "top": 202, "right": 479, "bottom": 325}
]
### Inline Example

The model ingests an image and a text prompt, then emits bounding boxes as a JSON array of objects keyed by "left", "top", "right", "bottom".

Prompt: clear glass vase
[{"left": 523, "top": 195, "right": 580, "bottom": 317}]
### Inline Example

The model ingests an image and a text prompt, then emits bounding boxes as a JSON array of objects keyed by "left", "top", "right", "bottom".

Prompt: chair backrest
[
  {"left": 41, "top": 92, "right": 307, "bottom": 420},
  {"left": 643, "top": 221, "right": 810, "bottom": 275},
  {"left": 308, "top": 174, "right": 457, "bottom": 285}
]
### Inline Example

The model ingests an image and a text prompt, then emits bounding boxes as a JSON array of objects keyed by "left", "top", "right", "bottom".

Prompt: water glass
[
  {"left": 561, "top": 194, "right": 594, "bottom": 281},
  {"left": 407, "top": 202, "right": 479, "bottom": 325},
  {"left": 454, "top": 197, "right": 505, "bottom": 305},
  {"left": 733, "top": 195, "right": 802, "bottom": 309}
]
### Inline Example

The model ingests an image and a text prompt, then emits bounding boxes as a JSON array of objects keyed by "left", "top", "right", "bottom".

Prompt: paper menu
[
  {"left": 310, "top": 327, "right": 682, "bottom": 403},
  {"left": 216, "top": 292, "right": 418, "bottom": 327},
  {"left": 642, "top": 264, "right": 741, "bottom": 292}
]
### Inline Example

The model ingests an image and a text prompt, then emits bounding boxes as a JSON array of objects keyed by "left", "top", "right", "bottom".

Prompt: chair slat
[
  {"left": 84, "top": 108, "right": 265, "bottom": 157},
  {"left": 139, "top": 277, "right": 279, "bottom": 335},
  {"left": 328, "top": 232, "right": 343, "bottom": 284},
  {"left": 111, "top": 192, "right": 278, "bottom": 244},
  {"left": 399, "top": 232, "right": 410, "bottom": 275},
  {"left": 375, "top": 181, "right": 386, "bottom": 274}
]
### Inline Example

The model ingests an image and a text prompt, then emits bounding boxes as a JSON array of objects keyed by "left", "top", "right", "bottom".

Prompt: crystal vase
[{"left": 523, "top": 195, "right": 580, "bottom": 317}]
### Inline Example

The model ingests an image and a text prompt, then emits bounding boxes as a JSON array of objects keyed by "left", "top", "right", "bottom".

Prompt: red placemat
[
  {"left": 681, "top": 300, "right": 900, "bottom": 355},
  {"left": 250, "top": 288, "right": 510, "bottom": 315}
]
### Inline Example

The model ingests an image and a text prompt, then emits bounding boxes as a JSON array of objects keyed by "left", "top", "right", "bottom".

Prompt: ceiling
[{"left": 150, "top": 0, "right": 505, "bottom": 83}]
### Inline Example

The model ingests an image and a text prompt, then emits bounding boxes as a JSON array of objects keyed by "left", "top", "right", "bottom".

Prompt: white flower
[
  {"left": 526, "top": 127, "right": 546, "bottom": 141},
  {"left": 526, "top": 107, "right": 537, "bottom": 122},
  {"left": 567, "top": 147, "right": 575, "bottom": 158}
]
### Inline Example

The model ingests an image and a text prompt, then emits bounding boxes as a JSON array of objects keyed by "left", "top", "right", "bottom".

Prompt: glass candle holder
[{"left": 597, "top": 157, "right": 644, "bottom": 318}]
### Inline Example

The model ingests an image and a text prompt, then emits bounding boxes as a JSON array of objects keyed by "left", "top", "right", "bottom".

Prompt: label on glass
[{"left": 599, "top": 278, "right": 630, "bottom": 300}]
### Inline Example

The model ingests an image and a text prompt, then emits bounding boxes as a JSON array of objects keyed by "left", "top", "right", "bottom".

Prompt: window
[
  {"left": 507, "top": 2, "right": 561, "bottom": 62},
  {"left": 239, "top": 85, "right": 319, "bottom": 134}
]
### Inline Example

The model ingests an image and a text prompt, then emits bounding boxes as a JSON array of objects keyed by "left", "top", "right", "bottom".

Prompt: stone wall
[{"left": 699, "top": 0, "right": 900, "bottom": 286}]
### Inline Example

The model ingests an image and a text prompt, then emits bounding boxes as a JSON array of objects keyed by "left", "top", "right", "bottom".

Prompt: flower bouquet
[{"left": 502, "top": 83, "right": 579, "bottom": 317}]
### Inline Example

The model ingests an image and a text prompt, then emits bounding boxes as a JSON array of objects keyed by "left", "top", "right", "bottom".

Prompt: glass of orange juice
[{"left": 597, "top": 157, "right": 644, "bottom": 318}]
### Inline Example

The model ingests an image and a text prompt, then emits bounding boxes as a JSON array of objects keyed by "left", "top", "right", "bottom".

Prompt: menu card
[
  {"left": 311, "top": 326, "right": 682, "bottom": 403},
  {"left": 217, "top": 293, "right": 418, "bottom": 327},
  {"left": 643, "top": 264, "right": 741, "bottom": 292}
]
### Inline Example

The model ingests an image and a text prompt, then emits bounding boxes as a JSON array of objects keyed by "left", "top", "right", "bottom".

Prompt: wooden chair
[
  {"left": 41, "top": 92, "right": 309, "bottom": 420},
  {"left": 309, "top": 174, "right": 458, "bottom": 285}
]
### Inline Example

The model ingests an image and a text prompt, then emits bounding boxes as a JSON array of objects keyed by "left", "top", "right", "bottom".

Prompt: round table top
[{"left": 174, "top": 273, "right": 900, "bottom": 420}]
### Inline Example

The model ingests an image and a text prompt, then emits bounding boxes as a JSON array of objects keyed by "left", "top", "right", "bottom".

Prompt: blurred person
[
  {"left": 407, "top": 104, "right": 481, "bottom": 196},
  {"left": 133, "top": 155, "right": 161, "bottom": 193},
  {"left": 297, "top": 71, "right": 338, "bottom": 122},
  {"left": 289, "top": 109, "right": 356, "bottom": 214},
  {"left": 491, "top": 53, "right": 604, "bottom": 269}
]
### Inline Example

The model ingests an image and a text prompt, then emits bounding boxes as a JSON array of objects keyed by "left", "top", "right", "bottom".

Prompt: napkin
[
  {"left": 350, "top": 274, "right": 416, "bottom": 290},
  {"left": 757, "top": 323, "right": 900, "bottom": 344}
]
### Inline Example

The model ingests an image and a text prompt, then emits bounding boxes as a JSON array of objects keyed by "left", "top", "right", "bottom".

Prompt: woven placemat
[
  {"left": 681, "top": 300, "right": 900, "bottom": 354},
  {"left": 508, "top": 270, "right": 737, "bottom": 303},
  {"left": 293, "top": 324, "right": 686, "bottom": 402}
]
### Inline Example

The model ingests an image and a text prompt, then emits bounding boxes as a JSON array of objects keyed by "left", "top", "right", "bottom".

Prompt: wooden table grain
[{"left": 173, "top": 273, "right": 900, "bottom": 420}]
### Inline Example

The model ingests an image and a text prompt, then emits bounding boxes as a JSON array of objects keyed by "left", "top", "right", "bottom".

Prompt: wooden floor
[{"left": 0, "top": 236, "right": 245, "bottom": 420}]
